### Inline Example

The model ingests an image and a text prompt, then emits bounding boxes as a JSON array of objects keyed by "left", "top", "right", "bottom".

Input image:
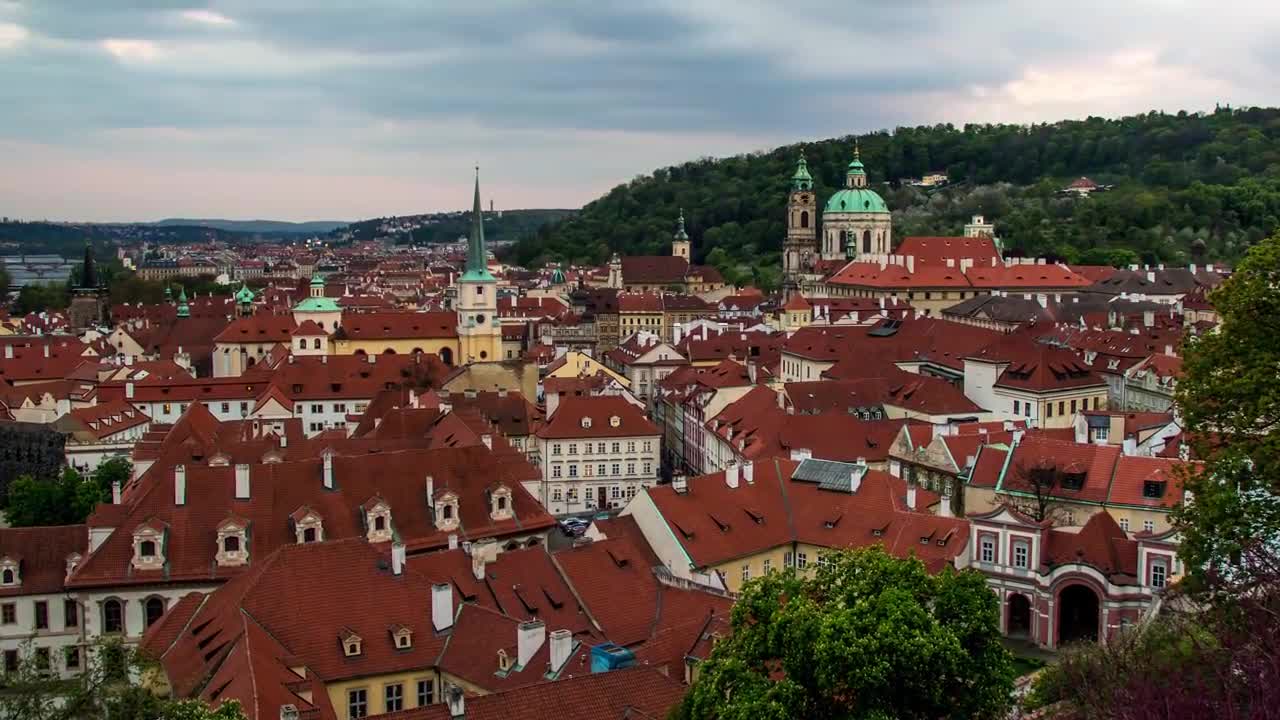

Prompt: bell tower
[
  {"left": 671, "top": 209, "right": 690, "bottom": 260},
  {"left": 456, "top": 167, "right": 501, "bottom": 364},
  {"left": 782, "top": 152, "right": 817, "bottom": 298}
]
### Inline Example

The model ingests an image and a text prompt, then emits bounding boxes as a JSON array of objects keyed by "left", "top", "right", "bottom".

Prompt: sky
[{"left": 1, "top": 1, "right": 1278, "bottom": 223}]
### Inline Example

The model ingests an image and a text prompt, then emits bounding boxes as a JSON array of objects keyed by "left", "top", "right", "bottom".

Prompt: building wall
[
  {"left": 328, "top": 668, "right": 439, "bottom": 718},
  {"left": 332, "top": 337, "right": 460, "bottom": 361},
  {"left": 537, "top": 434, "right": 660, "bottom": 516}
]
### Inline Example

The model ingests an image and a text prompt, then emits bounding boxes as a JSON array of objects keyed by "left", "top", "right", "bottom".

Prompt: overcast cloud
[{"left": 0, "top": 0, "right": 1277, "bottom": 222}]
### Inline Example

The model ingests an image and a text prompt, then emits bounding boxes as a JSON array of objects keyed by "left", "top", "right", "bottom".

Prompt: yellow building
[
  {"left": 456, "top": 170, "right": 503, "bottom": 364},
  {"left": 332, "top": 311, "right": 461, "bottom": 365}
]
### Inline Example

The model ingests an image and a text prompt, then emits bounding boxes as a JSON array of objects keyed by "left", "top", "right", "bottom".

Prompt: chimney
[
  {"left": 672, "top": 475, "right": 688, "bottom": 494},
  {"left": 2, "top": 345, "right": 10, "bottom": 359},
  {"left": 279, "top": 433, "right": 287, "bottom": 448},
  {"left": 43, "top": 344, "right": 49, "bottom": 358},
  {"left": 549, "top": 629, "right": 572, "bottom": 673},
  {"left": 446, "top": 684, "right": 465, "bottom": 719},
  {"left": 850, "top": 461, "right": 866, "bottom": 493},
  {"left": 368, "top": 353, "right": 376, "bottom": 364},
  {"left": 517, "top": 620, "right": 545, "bottom": 667},
  {"left": 280, "top": 705, "right": 300, "bottom": 720},
  {"left": 471, "top": 552, "right": 486, "bottom": 581},
  {"left": 432, "top": 583, "right": 454, "bottom": 632},
  {"left": 111, "top": 480, "right": 122, "bottom": 504},
  {"left": 790, "top": 448, "right": 812, "bottom": 462},
  {"left": 725, "top": 462, "right": 739, "bottom": 489},
  {"left": 1143, "top": 310, "right": 1155, "bottom": 328},
  {"left": 391, "top": 542, "right": 406, "bottom": 576},
  {"left": 174, "top": 464, "right": 186, "bottom": 506},
  {"left": 322, "top": 451, "right": 334, "bottom": 489},
  {"left": 1146, "top": 270, "right": 1156, "bottom": 283},
  {"left": 1035, "top": 294, "right": 1047, "bottom": 309},
  {"left": 939, "top": 488, "right": 953, "bottom": 518},
  {"left": 426, "top": 475, "right": 435, "bottom": 504},
  {"left": 743, "top": 462, "right": 754, "bottom": 485},
  {"left": 1164, "top": 344, "right": 1173, "bottom": 356},
  {"left": 1122, "top": 437, "right": 1137, "bottom": 456},
  {"left": 673, "top": 323, "right": 682, "bottom": 344},
  {"left": 234, "top": 464, "right": 250, "bottom": 499},
  {"left": 448, "top": 533, "right": 459, "bottom": 550},
  {"left": 480, "top": 433, "right": 493, "bottom": 450},
  {"left": 906, "top": 483, "right": 917, "bottom": 510}
]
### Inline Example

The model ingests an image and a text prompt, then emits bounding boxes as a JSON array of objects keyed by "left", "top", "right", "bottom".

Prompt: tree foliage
[
  {"left": 0, "top": 639, "right": 246, "bottom": 720},
  {"left": 674, "top": 547, "right": 1015, "bottom": 720},
  {"left": 3, "top": 457, "right": 129, "bottom": 527},
  {"left": 1174, "top": 231, "right": 1280, "bottom": 583},
  {"left": 512, "top": 108, "right": 1280, "bottom": 290}
]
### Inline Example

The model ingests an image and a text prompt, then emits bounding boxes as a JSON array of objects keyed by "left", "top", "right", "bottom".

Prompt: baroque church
[{"left": 782, "top": 145, "right": 892, "bottom": 296}]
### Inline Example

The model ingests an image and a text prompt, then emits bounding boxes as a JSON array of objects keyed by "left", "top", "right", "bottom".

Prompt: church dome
[{"left": 824, "top": 188, "right": 889, "bottom": 214}]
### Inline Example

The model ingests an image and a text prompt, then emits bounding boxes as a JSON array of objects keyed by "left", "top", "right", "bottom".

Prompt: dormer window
[
  {"left": 293, "top": 507, "right": 324, "bottom": 544},
  {"left": 216, "top": 517, "right": 249, "bottom": 567},
  {"left": 497, "top": 648, "right": 512, "bottom": 671},
  {"left": 1142, "top": 480, "right": 1167, "bottom": 499},
  {"left": 340, "top": 629, "right": 363, "bottom": 657},
  {"left": 434, "top": 491, "right": 460, "bottom": 532},
  {"left": 489, "top": 485, "right": 514, "bottom": 522},
  {"left": 364, "top": 497, "right": 393, "bottom": 543},
  {"left": 0, "top": 556, "right": 18, "bottom": 587},
  {"left": 390, "top": 625, "right": 413, "bottom": 650},
  {"left": 131, "top": 522, "right": 166, "bottom": 570},
  {"left": 65, "top": 553, "right": 81, "bottom": 579}
]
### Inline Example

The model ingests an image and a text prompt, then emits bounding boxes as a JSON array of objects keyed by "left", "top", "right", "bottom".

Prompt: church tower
[
  {"left": 68, "top": 242, "right": 108, "bottom": 330},
  {"left": 782, "top": 152, "right": 817, "bottom": 297},
  {"left": 821, "top": 141, "right": 892, "bottom": 261},
  {"left": 671, "top": 209, "right": 690, "bottom": 260},
  {"left": 456, "top": 167, "right": 502, "bottom": 364}
]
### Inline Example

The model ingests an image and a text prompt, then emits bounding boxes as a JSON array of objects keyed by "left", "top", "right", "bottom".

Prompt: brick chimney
[
  {"left": 174, "top": 464, "right": 186, "bottom": 506},
  {"left": 432, "top": 583, "right": 454, "bottom": 632},
  {"left": 517, "top": 620, "right": 545, "bottom": 667}
]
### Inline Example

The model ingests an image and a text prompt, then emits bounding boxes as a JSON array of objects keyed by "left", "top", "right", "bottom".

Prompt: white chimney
[
  {"left": 906, "top": 484, "right": 917, "bottom": 510},
  {"left": 480, "top": 433, "right": 493, "bottom": 450},
  {"left": 445, "top": 684, "right": 465, "bottom": 719},
  {"left": 448, "top": 533, "right": 458, "bottom": 550},
  {"left": 517, "top": 620, "right": 546, "bottom": 667},
  {"left": 549, "top": 628, "right": 572, "bottom": 673},
  {"left": 279, "top": 433, "right": 287, "bottom": 448},
  {"left": 939, "top": 488, "right": 953, "bottom": 518},
  {"left": 673, "top": 323, "right": 683, "bottom": 344},
  {"left": 391, "top": 542, "right": 406, "bottom": 576},
  {"left": 43, "top": 344, "right": 49, "bottom": 358},
  {"left": 850, "top": 463, "right": 866, "bottom": 493},
  {"left": 111, "top": 480, "right": 122, "bottom": 504},
  {"left": 672, "top": 475, "right": 688, "bottom": 494},
  {"left": 426, "top": 475, "right": 435, "bottom": 504},
  {"left": 174, "top": 464, "right": 186, "bottom": 506},
  {"left": 472, "top": 552, "right": 486, "bottom": 581},
  {"left": 2, "top": 345, "right": 10, "bottom": 359},
  {"left": 1122, "top": 437, "right": 1137, "bottom": 456},
  {"left": 743, "top": 462, "right": 754, "bottom": 485},
  {"left": 1146, "top": 270, "right": 1156, "bottom": 283},
  {"left": 234, "top": 464, "right": 250, "bottom": 499},
  {"left": 432, "top": 583, "right": 454, "bottom": 632},
  {"left": 725, "top": 462, "right": 739, "bottom": 489},
  {"left": 322, "top": 451, "right": 334, "bottom": 489}
]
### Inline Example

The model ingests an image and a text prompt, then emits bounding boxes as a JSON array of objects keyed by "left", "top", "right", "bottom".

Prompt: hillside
[
  {"left": 0, "top": 221, "right": 284, "bottom": 258},
  {"left": 336, "top": 208, "right": 574, "bottom": 245},
  {"left": 510, "top": 107, "right": 1280, "bottom": 290},
  {"left": 155, "top": 218, "right": 347, "bottom": 234}
]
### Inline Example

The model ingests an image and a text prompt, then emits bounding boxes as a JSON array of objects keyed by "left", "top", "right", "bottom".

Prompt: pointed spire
[
  {"left": 854, "top": 138, "right": 861, "bottom": 161},
  {"left": 791, "top": 150, "right": 813, "bottom": 191},
  {"left": 462, "top": 166, "right": 494, "bottom": 281},
  {"left": 176, "top": 286, "right": 190, "bottom": 318},
  {"left": 674, "top": 208, "right": 689, "bottom": 241}
]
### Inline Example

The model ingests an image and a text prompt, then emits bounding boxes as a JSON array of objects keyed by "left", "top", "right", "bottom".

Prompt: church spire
[
  {"left": 462, "top": 166, "right": 495, "bottom": 282},
  {"left": 791, "top": 150, "right": 813, "bottom": 191},
  {"left": 80, "top": 242, "right": 99, "bottom": 289},
  {"left": 674, "top": 208, "right": 689, "bottom": 241}
]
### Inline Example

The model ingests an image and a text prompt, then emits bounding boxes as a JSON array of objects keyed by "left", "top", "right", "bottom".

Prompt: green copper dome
[
  {"left": 847, "top": 157, "right": 866, "bottom": 174},
  {"left": 235, "top": 283, "right": 255, "bottom": 304},
  {"left": 791, "top": 153, "right": 813, "bottom": 191},
  {"left": 294, "top": 296, "right": 341, "bottom": 313},
  {"left": 824, "top": 188, "right": 889, "bottom": 214},
  {"left": 310, "top": 272, "right": 325, "bottom": 287},
  {"left": 550, "top": 267, "right": 566, "bottom": 284}
]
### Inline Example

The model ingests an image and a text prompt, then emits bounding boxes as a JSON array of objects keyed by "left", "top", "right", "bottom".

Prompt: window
[
  {"left": 145, "top": 597, "right": 166, "bottom": 628},
  {"left": 417, "top": 678, "right": 433, "bottom": 706},
  {"left": 597, "top": 442, "right": 606, "bottom": 454},
  {"left": 1065, "top": 511, "right": 1076, "bottom": 526},
  {"left": 0, "top": 569, "right": 12, "bottom": 585},
  {"left": 552, "top": 443, "right": 562, "bottom": 456},
  {"left": 221, "top": 402, "right": 230, "bottom": 413},
  {"left": 1142, "top": 480, "right": 1166, "bottom": 499},
  {"left": 611, "top": 486, "right": 621, "bottom": 499},
  {"left": 34, "top": 601, "right": 48, "bottom": 630},
  {"left": 1046, "top": 403, "right": 1053, "bottom": 418},
  {"left": 627, "top": 441, "right": 636, "bottom": 453},
  {"left": 643, "top": 462, "right": 652, "bottom": 475},
  {"left": 783, "top": 552, "right": 794, "bottom": 568},
  {"left": 3, "top": 650, "right": 16, "bottom": 673},
  {"left": 762, "top": 558, "right": 772, "bottom": 574},
  {"left": 1, "top": 603, "right": 14, "bottom": 625},
  {"left": 980, "top": 536, "right": 996, "bottom": 564},
  {"left": 348, "top": 688, "right": 368, "bottom": 719},
  {"left": 385, "top": 683, "right": 404, "bottom": 713},
  {"left": 568, "top": 444, "right": 577, "bottom": 455},
  {"left": 611, "top": 463, "right": 621, "bottom": 477},
  {"left": 1119, "top": 517, "right": 1129, "bottom": 531},
  {"left": 64, "top": 600, "right": 79, "bottom": 628},
  {"left": 626, "top": 462, "right": 635, "bottom": 476},
  {"left": 597, "top": 464, "right": 606, "bottom": 476},
  {"left": 741, "top": 564, "right": 750, "bottom": 583},
  {"left": 103, "top": 599, "right": 123, "bottom": 634},
  {"left": 1070, "top": 399, "right": 1077, "bottom": 414},
  {"left": 33, "top": 647, "right": 50, "bottom": 675},
  {"left": 626, "top": 486, "right": 638, "bottom": 499},
  {"left": 224, "top": 536, "right": 241, "bottom": 553},
  {"left": 796, "top": 552, "right": 807, "bottom": 569},
  {"left": 65, "top": 646, "right": 81, "bottom": 671},
  {"left": 552, "top": 465, "right": 562, "bottom": 479},
  {"left": 611, "top": 442, "right": 621, "bottom": 454},
  {"left": 1025, "top": 402, "right": 1032, "bottom": 417},
  {"left": 583, "top": 442, "right": 592, "bottom": 455},
  {"left": 1143, "top": 520, "right": 1155, "bottom": 533},
  {"left": 1012, "top": 540, "right": 1029, "bottom": 569},
  {"left": 314, "top": 338, "right": 322, "bottom": 349},
  {"left": 1013, "top": 400, "right": 1020, "bottom": 415},
  {"left": 1151, "top": 560, "right": 1168, "bottom": 588},
  {"left": 1058, "top": 401, "right": 1065, "bottom": 416},
  {"left": 311, "top": 404, "right": 323, "bottom": 414},
  {"left": 643, "top": 440, "right": 652, "bottom": 452},
  {"left": 140, "top": 540, "right": 156, "bottom": 558},
  {"left": 303, "top": 527, "right": 318, "bottom": 543},
  {"left": 567, "top": 464, "right": 578, "bottom": 478},
  {"left": 552, "top": 488, "right": 563, "bottom": 502}
]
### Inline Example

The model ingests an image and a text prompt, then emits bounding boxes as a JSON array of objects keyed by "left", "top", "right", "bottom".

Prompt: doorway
[{"left": 1057, "top": 584, "right": 1100, "bottom": 645}]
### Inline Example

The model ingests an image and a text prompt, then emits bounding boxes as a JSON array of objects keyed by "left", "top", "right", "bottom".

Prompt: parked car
[{"left": 559, "top": 517, "right": 590, "bottom": 536}]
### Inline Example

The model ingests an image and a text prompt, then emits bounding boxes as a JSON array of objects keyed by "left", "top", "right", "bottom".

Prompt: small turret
[
  {"left": 672, "top": 208, "right": 691, "bottom": 260},
  {"left": 176, "top": 287, "right": 190, "bottom": 318}
]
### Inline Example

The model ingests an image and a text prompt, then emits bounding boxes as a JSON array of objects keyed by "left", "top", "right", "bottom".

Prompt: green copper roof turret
[
  {"left": 310, "top": 272, "right": 324, "bottom": 287},
  {"left": 791, "top": 151, "right": 813, "bottom": 191},
  {"left": 460, "top": 166, "right": 496, "bottom": 283},
  {"left": 674, "top": 208, "right": 689, "bottom": 241},
  {"left": 847, "top": 140, "right": 866, "bottom": 174},
  {"left": 176, "top": 287, "right": 190, "bottom": 318}
]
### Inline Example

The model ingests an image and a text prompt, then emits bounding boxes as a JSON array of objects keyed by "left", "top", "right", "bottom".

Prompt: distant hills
[
  {"left": 154, "top": 218, "right": 349, "bottom": 234},
  {"left": 511, "top": 107, "right": 1280, "bottom": 290},
  {"left": 337, "top": 209, "right": 575, "bottom": 246}
]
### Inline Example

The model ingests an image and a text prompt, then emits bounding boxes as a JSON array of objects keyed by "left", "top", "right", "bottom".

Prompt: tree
[
  {"left": 1004, "top": 461, "right": 1068, "bottom": 523},
  {"left": 674, "top": 547, "right": 1015, "bottom": 720},
  {"left": 0, "top": 639, "right": 247, "bottom": 720},
  {"left": 1174, "top": 231, "right": 1280, "bottom": 583},
  {"left": 1, "top": 460, "right": 123, "bottom": 527}
]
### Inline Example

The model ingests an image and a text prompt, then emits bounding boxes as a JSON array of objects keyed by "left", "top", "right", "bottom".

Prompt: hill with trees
[
  {"left": 335, "top": 208, "right": 574, "bottom": 246},
  {"left": 509, "top": 107, "right": 1280, "bottom": 290}
]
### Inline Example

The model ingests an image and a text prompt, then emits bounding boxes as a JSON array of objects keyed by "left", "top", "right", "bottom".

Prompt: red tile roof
[
  {"left": 334, "top": 311, "right": 458, "bottom": 341},
  {"left": 212, "top": 314, "right": 298, "bottom": 344},
  {"left": 537, "top": 396, "right": 659, "bottom": 440},
  {"left": 895, "top": 236, "right": 1001, "bottom": 267},
  {"left": 0, "top": 525, "right": 86, "bottom": 597}
]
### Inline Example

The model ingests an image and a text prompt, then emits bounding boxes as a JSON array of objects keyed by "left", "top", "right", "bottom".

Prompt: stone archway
[
  {"left": 1057, "top": 583, "right": 1100, "bottom": 645},
  {"left": 1007, "top": 593, "right": 1032, "bottom": 638}
]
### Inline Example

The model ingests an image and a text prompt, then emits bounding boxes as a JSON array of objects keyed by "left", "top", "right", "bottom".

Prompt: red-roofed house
[
  {"left": 964, "top": 333, "right": 1109, "bottom": 428},
  {"left": 534, "top": 396, "right": 661, "bottom": 516},
  {"left": 0, "top": 525, "right": 88, "bottom": 679}
]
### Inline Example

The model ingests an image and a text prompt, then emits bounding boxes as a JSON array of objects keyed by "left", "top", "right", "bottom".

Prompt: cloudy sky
[{"left": 1, "top": 1, "right": 1277, "bottom": 222}]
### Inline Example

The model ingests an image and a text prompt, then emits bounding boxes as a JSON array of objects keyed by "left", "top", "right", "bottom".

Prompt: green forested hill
[
  {"left": 510, "top": 107, "right": 1280, "bottom": 289},
  {"left": 338, "top": 208, "right": 574, "bottom": 245}
]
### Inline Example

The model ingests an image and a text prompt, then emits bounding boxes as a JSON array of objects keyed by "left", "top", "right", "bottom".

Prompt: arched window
[
  {"left": 442, "top": 505, "right": 454, "bottom": 520},
  {"left": 374, "top": 516, "right": 385, "bottom": 531},
  {"left": 223, "top": 536, "right": 240, "bottom": 553},
  {"left": 144, "top": 597, "right": 166, "bottom": 628},
  {"left": 439, "top": 348, "right": 453, "bottom": 366},
  {"left": 298, "top": 339, "right": 306, "bottom": 349},
  {"left": 839, "top": 230, "right": 848, "bottom": 247},
  {"left": 0, "top": 569, "right": 11, "bottom": 584},
  {"left": 313, "top": 338, "right": 321, "bottom": 349},
  {"left": 303, "top": 527, "right": 317, "bottom": 543},
  {"left": 383, "top": 348, "right": 396, "bottom": 355},
  {"left": 799, "top": 211, "right": 809, "bottom": 229},
  {"left": 862, "top": 230, "right": 872, "bottom": 254},
  {"left": 139, "top": 540, "right": 156, "bottom": 558},
  {"left": 354, "top": 349, "right": 366, "bottom": 356},
  {"left": 103, "top": 599, "right": 123, "bottom": 634}
]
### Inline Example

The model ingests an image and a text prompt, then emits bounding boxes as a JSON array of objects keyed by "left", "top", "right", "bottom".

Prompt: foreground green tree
[
  {"left": 674, "top": 547, "right": 1015, "bottom": 720},
  {"left": 1175, "top": 231, "right": 1280, "bottom": 583},
  {"left": 0, "top": 639, "right": 245, "bottom": 720},
  {"left": 3, "top": 457, "right": 131, "bottom": 527}
]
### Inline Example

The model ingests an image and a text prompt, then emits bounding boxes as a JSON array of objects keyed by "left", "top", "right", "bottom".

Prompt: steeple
[
  {"left": 791, "top": 151, "right": 813, "bottom": 191},
  {"left": 176, "top": 287, "right": 190, "bottom": 318},
  {"left": 462, "top": 167, "right": 494, "bottom": 282},
  {"left": 674, "top": 209, "right": 689, "bottom": 241},
  {"left": 671, "top": 208, "right": 691, "bottom": 260},
  {"left": 847, "top": 139, "right": 867, "bottom": 189},
  {"left": 79, "top": 242, "right": 99, "bottom": 289}
]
